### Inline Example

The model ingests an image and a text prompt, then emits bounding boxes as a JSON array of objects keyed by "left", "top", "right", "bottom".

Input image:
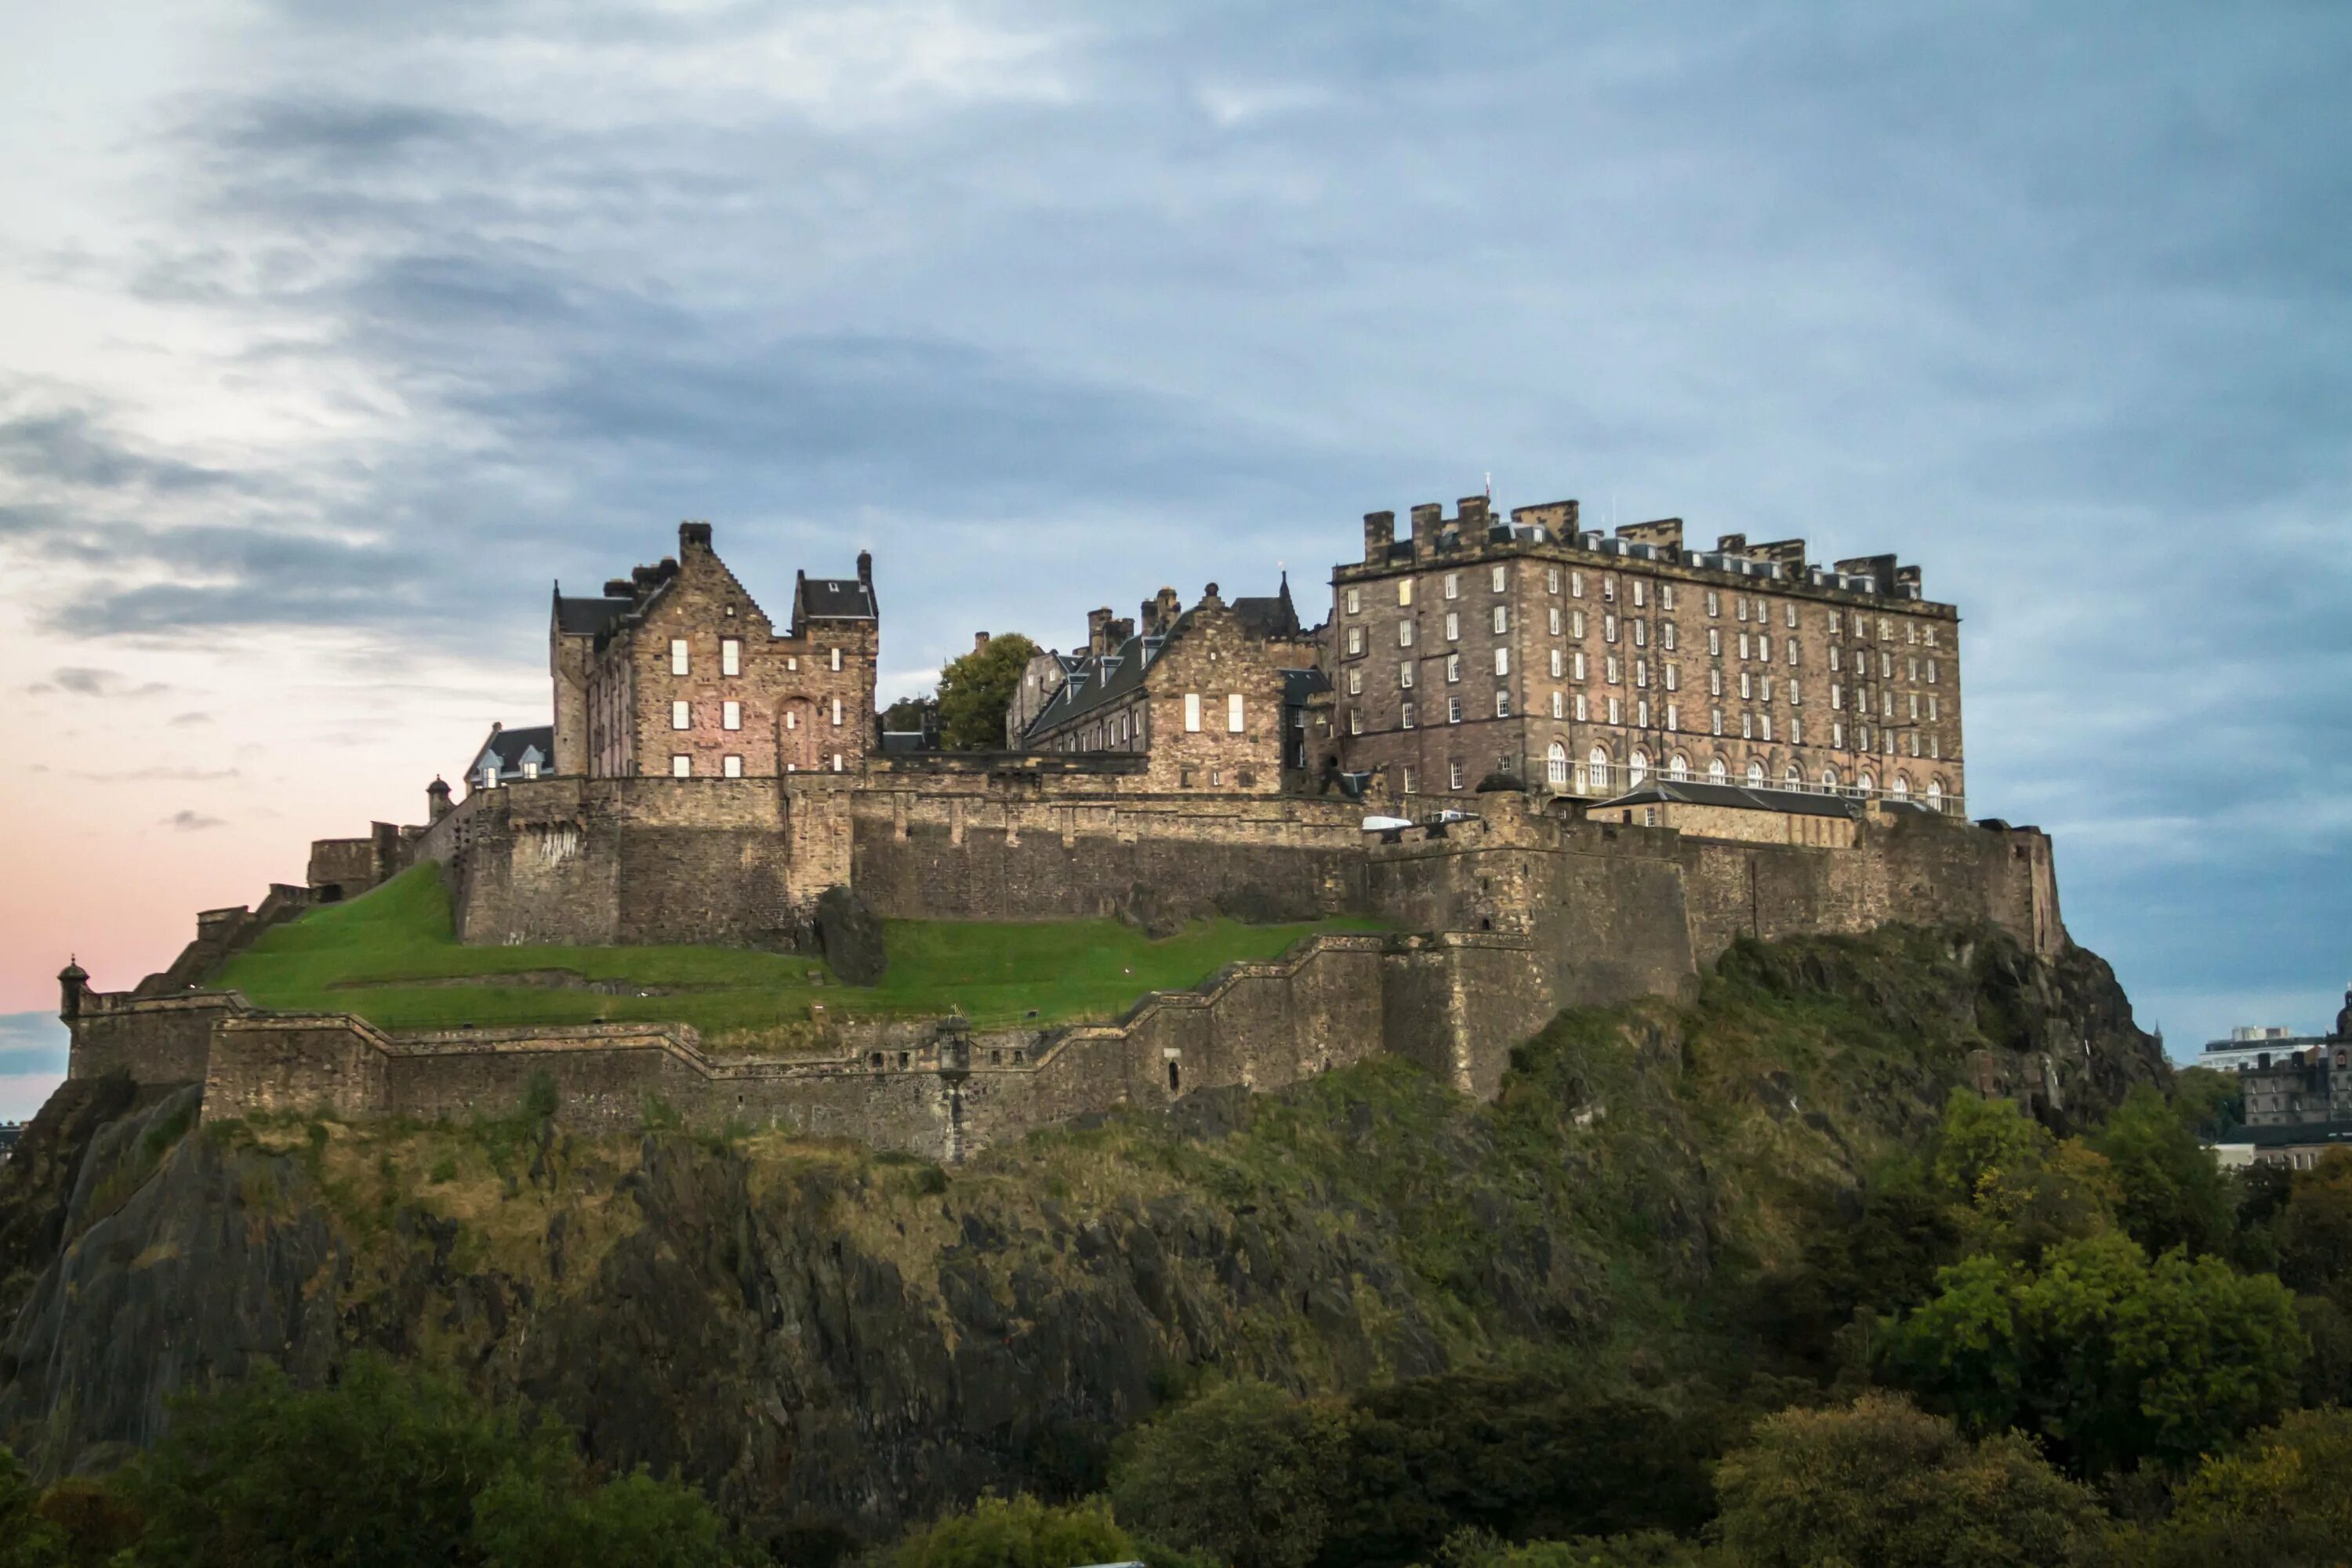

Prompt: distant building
[
  {"left": 0, "top": 1121, "right": 22, "bottom": 1163},
  {"left": 2195, "top": 1024, "right": 2320, "bottom": 1076},
  {"left": 2205, "top": 983, "right": 2352, "bottom": 1165},
  {"left": 463, "top": 723, "right": 554, "bottom": 793}
]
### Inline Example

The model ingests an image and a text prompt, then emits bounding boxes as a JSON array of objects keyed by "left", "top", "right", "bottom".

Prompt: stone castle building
[
  {"left": 1330, "top": 499, "right": 1963, "bottom": 811},
  {"left": 61, "top": 485, "right": 2031, "bottom": 1162},
  {"left": 550, "top": 522, "right": 878, "bottom": 782}
]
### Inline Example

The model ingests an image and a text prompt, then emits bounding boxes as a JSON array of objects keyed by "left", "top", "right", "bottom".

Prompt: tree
[
  {"left": 1879, "top": 1232, "right": 2307, "bottom": 1475},
  {"left": 2089, "top": 1086, "right": 2232, "bottom": 1258},
  {"left": 2275, "top": 1148, "right": 2352, "bottom": 1301},
  {"left": 0, "top": 1446, "right": 66, "bottom": 1568},
  {"left": 1930, "top": 1093, "right": 2118, "bottom": 1261},
  {"left": 881, "top": 1494, "right": 1183, "bottom": 1568},
  {"left": 935, "top": 633, "right": 1040, "bottom": 750},
  {"left": 2150, "top": 1406, "right": 2352, "bottom": 1567},
  {"left": 1711, "top": 1392, "right": 2101, "bottom": 1568},
  {"left": 116, "top": 1355, "right": 743, "bottom": 1567},
  {"left": 1109, "top": 1379, "right": 1352, "bottom": 1568}
]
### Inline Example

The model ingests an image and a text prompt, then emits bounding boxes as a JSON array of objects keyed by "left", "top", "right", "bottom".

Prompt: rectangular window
[
  {"left": 1348, "top": 708, "right": 1362, "bottom": 735},
  {"left": 1348, "top": 669, "right": 1363, "bottom": 696},
  {"left": 1707, "top": 590, "right": 1719, "bottom": 617},
  {"left": 1399, "top": 579, "right": 1414, "bottom": 605},
  {"left": 1548, "top": 607, "right": 1561, "bottom": 635},
  {"left": 1662, "top": 622, "right": 1675, "bottom": 651},
  {"left": 1759, "top": 634, "right": 1772, "bottom": 662},
  {"left": 1550, "top": 648, "right": 1563, "bottom": 677},
  {"left": 1402, "top": 764, "right": 1416, "bottom": 793},
  {"left": 1444, "top": 572, "right": 1460, "bottom": 600},
  {"left": 1788, "top": 639, "right": 1798, "bottom": 666},
  {"left": 1831, "top": 682, "right": 1843, "bottom": 710},
  {"left": 1185, "top": 692, "right": 1203, "bottom": 731},
  {"left": 1402, "top": 700, "right": 1417, "bottom": 728},
  {"left": 1909, "top": 691, "right": 1920, "bottom": 719},
  {"left": 670, "top": 639, "right": 689, "bottom": 675},
  {"left": 1348, "top": 626, "right": 1364, "bottom": 655},
  {"left": 1738, "top": 633, "right": 1750, "bottom": 660},
  {"left": 720, "top": 638, "right": 742, "bottom": 677},
  {"left": 1607, "top": 696, "right": 1621, "bottom": 725},
  {"left": 833, "top": 753, "right": 844, "bottom": 772},
  {"left": 1401, "top": 662, "right": 1415, "bottom": 689},
  {"left": 1740, "top": 671, "right": 1751, "bottom": 699},
  {"left": 722, "top": 700, "right": 742, "bottom": 731},
  {"left": 1450, "top": 760, "right": 1465, "bottom": 790},
  {"left": 1660, "top": 584, "right": 1675, "bottom": 611},
  {"left": 1737, "top": 597, "right": 1749, "bottom": 622},
  {"left": 1709, "top": 668, "right": 1723, "bottom": 697},
  {"left": 1927, "top": 660, "right": 1939, "bottom": 684},
  {"left": 1573, "top": 609, "right": 1587, "bottom": 638},
  {"left": 1447, "top": 695, "right": 1463, "bottom": 724},
  {"left": 1790, "top": 679, "right": 1802, "bottom": 706},
  {"left": 1547, "top": 567, "right": 1561, "bottom": 593},
  {"left": 1606, "top": 655, "right": 1621, "bottom": 684},
  {"left": 1637, "top": 698, "right": 1649, "bottom": 728},
  {"left": 832, "top": 697, "right": 844, "bottom": 726},
  {"left": 1708, "top": 628, "right": 1721, "bottom": 655},
  {"left": 1790, "top": 717, "right": 1802, "bottom": 747},
  {"left": 1711, "top": 708, "right": 1723, "bottom": 736},
  {"left": 1604, "top": 614, "right": 1618, "bottom": 643},
  {"left": 1632, "top": 579, "right": 1646, "bottom": 607},
  {"left": 672, "top": 699, "right": 690, "bottom": 730},
  {"left": 1494, "top": 648, "right": 1509, "bottom": 677},
  {"left": 1834, "top": 720, "right": 1846, "bottom": 748},
  {"left": 521, "top": 760, "right": 539, "bottom": 780},
  {"left": 1636, "top": 659, "right": 1650, "bottom": 688},
  {"left": 1445, "top": 612, "right": 1460, "bottom": 642},
  {"left": 1760, "top": 714, "right": 1773, "bottom": 742},
  {"left": 722, "top": 754, "right": 742, "bottom": 778},
  {"left": 1664, "top": 662, "right": 1679, "bottom": 691},
  {"left": 1551, "top": 691, "right": 1563, "bottom": 718},
  {"left": 1573, "top": 650, "right": 1587, "bottom": 681},
  {"left": 1740, "top": 712, "right": 1753, "bottom": 739},
  {"left": 1345, "top": 586, "right": 1361, "bottom": 615},
  {"left": 1491, "top": 564, "right": 1508, "bottom": 591},
  {"left": 1666, "top": 703, "right": 1679, "bottom": 731},
  {"left": 830, "top": 647, "right": 843, "bottom": 672},
  {"left": 1447, "top": 653, "right": 1461, "bottom": 683},
  {"left": 1926, "top": 694, "right": 1938, "bottom": 720},
  {"left": 1603, "top": 574, "right": 1618, "bottom": 602},
  {"left": 671, "top": 754, "right": 691, "bottom": 778},
  {"left": 1572, "top": 571, "right": 1584, "bottom": 598},
  {"left": 1228, "top": 693, "right": 1245, "bottom": 731},
  {"left": 1399, "top": 620, "right": 1414, "bottom": 648},
  {"left": 1492, "top": 604, "right": 1508, "bottom": 634}
]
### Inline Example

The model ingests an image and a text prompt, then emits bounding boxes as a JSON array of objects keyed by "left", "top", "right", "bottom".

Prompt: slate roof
[
  {"left": 1594, "top": 779, "right": 1861, "bottom": 820},
  {"left": 794, "top": 574, "right": 877, "bottom": 624},
  {"left": 1020, "top": 632, "right": 1166, "bottom": 740},
  {"left": 554, "top": 593, "right": 632, "bottom": 637},
  {"left": 1283, "top": 667, "right": 1332, "bottom": 706},
  {"left": 2222, "top": 1121, "right": 2352, "bottom": 1151},
  {"left": 469, "top": 724, "right": 554, "bottom": 782},
  {"left": 1230, "top": 574, "right": 1303, "bottom": 641}
]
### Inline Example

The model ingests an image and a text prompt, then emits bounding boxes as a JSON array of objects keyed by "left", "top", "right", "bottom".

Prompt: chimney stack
[
  {"left": 1457, "top": 495, "right": 1491, "bottom": 529},
  {"left": 857, "top": 550, "right": 873, "bottom": 586},
  {"left": 1363, "top": 510, "right": 1396, "bottom": 564},
  {"left": 679, "top": 520, "right": 713, "bottom": 551},
  {"left": 1409, "top": 503, "right": 1444, "bottom": 557},
  {"left": 974, "top": 631, "right": 991, "bottom": 655},
  {"left": 1086, "top": 607, "right": 1114, "bottom": 655}
]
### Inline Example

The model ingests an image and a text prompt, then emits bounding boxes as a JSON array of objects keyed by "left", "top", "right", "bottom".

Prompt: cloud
[
  {"left": 28, "top": 667, "right": 172, "bottom": 699},
  {"left": 0, "top": 1012, "right": 67, "bottom": 1080},
  {"left": 163, "top": 810, "right": 226, "bottom": 831},
  {"left": 169, "top": 711, "right": 213, "bottom": 726}
]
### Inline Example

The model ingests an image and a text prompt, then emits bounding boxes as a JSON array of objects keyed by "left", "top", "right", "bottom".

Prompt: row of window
[
  {"left": 666, "top": 637, "right": 848, "bottom": 676},
  {"left": 1181, "top": 692, "right": 1249, "bottom": 733},
  {"left": 1341, "top": 571, "right": 1946, "bottom": 643},
  {"left": 666, "top": 753, "right": 844, "bottom": 777},
  {"left": 1342, "top": 688, "right": 1947, "bottom": 758},
  {"left": 670, "top": 698, "right": 845, "bottom": 730}
]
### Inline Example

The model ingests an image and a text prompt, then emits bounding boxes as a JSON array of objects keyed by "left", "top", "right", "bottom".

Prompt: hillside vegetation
[{"left": 214, "top": 866, "right": 1385, "bottom": 1040}]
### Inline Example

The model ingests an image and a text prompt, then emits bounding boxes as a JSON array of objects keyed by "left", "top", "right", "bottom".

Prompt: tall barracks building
[{"left": 1328, "top": 496, "right": 1964, "bottom": 811}]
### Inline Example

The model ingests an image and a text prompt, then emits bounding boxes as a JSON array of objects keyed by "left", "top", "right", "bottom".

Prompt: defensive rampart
[{"left": 72, "top": 779, "right": 2062, "bottom": 1153}]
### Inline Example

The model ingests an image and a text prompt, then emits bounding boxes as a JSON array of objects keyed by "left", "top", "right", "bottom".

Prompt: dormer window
[{"left": 521, "top": 760, "right": 539, "bottom": 780}]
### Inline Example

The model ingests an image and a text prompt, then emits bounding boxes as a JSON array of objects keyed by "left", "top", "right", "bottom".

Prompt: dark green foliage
[
  {"left": 0, "top": 1446, "right": 66, "bottom": 1568},
  {"left": 2146, "top": 1406, "right": 2352, "bottom": 1566},
  {"left": 113, "top": 1354, "right": 742, "bottom": 1566},
  {"left": 1711, "top": 1393, "right": 2101, "bottom": 1568},
  {"left": 934, "top": 632, "right": 1040, "bottom": 750},
  {"left": 521, "top": 1070, "right": 560, "bottom": 1122},
  {"left": 1109, "top": 1380, "right": 1350, "bottom": 1568},
  {"left": 2089, "top": 1087, "right": 2233, "bottom": 1258},
  {"left": 880, "top": 1493, "right": 1198, "bottom": 1568},
  {"left": 1752, "top": 1170, "right": 1960, "bottom": 1372},
  {"left": 1878, "top": 1232, "right": 2307, "bottom": 1476}
]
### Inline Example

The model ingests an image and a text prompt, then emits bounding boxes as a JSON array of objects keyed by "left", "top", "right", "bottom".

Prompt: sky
[{"left": 2, "top": 0, "right": 2347, "bottom": 1120}]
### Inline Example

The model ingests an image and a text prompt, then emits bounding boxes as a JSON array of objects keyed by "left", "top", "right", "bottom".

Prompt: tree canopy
[{"left": 935, "top": 633, "right": 1041, "bottom": 750}]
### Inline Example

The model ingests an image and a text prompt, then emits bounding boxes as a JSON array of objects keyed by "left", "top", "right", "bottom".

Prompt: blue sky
[{"left": 1, "top": 2, "right": 2347, "bottom": 1117}]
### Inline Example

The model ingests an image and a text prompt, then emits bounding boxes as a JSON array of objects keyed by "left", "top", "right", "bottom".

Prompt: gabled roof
[
  {"left": 1595, "top": 779, "right": 1861, "bottom": 820},
  {"left": 1021, "top": 631, "right": 1167, "bottom": 739},
  {"left": 1230, "top": 573, "right": 1303, "bottom": 641},
  {"left": 470, "top": 724, "right": 554, "bottom": 779},
  {"left": 794, "top": 574, "right": 877, "bottom": 625},
  {"left": 553, "top": 591, "right": 632, "bottom": 637},
  {"left": 1283, "top": 667, "right": 1331, "bottom": 705}
]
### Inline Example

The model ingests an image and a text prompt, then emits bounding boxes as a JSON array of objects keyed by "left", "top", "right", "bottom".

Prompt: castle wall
[
  {"left": 67, "top": 993, "right": 245, "bottom": 1084},
  {"left": 205, "top": 1015, "right": 390, "bottom": 1121}
]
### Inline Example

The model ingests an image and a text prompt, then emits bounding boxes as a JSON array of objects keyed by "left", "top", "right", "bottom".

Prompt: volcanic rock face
[{"left": 0, "top": 925, "right": 2167, "bottom": 1544}]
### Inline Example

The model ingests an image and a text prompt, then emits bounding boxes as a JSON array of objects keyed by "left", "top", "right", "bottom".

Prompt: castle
[{"left": 60, "top": 494, "right": 2054, "bottom": 1163}]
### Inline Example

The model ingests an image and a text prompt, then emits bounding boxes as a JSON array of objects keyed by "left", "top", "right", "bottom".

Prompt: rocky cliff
[{"left": 0, "top": 924, "right": 2165, "bottom": 1547}]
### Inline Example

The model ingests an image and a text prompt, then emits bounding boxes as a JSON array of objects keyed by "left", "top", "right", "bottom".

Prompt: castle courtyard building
[
  {"left": 1329, "top": 499, "right": 1965, "bottom": 810},
  {"left": 550, "top": 522, "right": 877, "bottom": 779}
]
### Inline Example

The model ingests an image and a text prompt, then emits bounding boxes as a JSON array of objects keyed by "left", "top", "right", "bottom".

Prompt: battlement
[{"left": 1352, "top": 496, "right": 1940, "bottom": 607}]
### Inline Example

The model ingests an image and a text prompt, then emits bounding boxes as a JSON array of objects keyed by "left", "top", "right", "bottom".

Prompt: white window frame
[
  {"left": 720, "top": 638, "right": 741, "bottom": 677},
  {"left": 1184, "top": 692, "right": 1203, "bottom": 731},
  {"left": 670, "top": 639, "right": 690, "bottom": 675},
  {"left": 722, "top": 700, "right": 742, "bottom": 731},
  {"left": 671, "top": 754, "right": 691, "bottom": 778},
  {"left": 672, "top": 699, "right": 691, "bottom": 730},
  {"left": 1227, "top": 693, "right": 1245, "bottom": 732},
  {"left": 722, "top": 754, "right": 743, "bottom": 778}
]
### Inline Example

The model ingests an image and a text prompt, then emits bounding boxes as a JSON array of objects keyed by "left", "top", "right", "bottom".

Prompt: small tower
[
  {"left": 427, "top": 776, "right": 453, "bottom": 822},
  {"left": 2336, "top": 981, "right": 2352, "bottom": 1043},
  {"left": 58, "top": 959, "right": 87, "bottom": 1021}
]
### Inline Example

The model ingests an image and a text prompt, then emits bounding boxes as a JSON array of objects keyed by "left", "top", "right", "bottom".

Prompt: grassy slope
[{"left": 216, "top": 866, "right": 1387, "bottom": 1043}]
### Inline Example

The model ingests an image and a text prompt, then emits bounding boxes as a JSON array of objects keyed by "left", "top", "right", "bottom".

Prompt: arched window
[
  {"left": 1588, "top": 746, "right": 1610, "bottom": 793},
  {"left": 1708, "top": 757, "right": 1727, "bottom": 784},
  {"left": 1628, "top": 750, "right": 1649, "bottom": 786},
  {"left": 1668, "top": 752, "right": 1690, "bottom": 782},
  {"left": 1891, "top": 775, "right": 1911, "bottom": 800},
  {"left": 1746, "top": 760, "right": 1766, "bottom": 786},
  {"left": 1857, "top": 771, "right": 1875, "bottom": 797},
  {"left": 1822, "top": 766, "right": 1839, "bottom": 792},
  {"left": 1784, "top": 764, "right": 1802, "bottom": 789},
  {"left": 1547, "top": 741, "right": 1569, "bottom": 787},
  {"left": 1926, "top": 779, "right": 1944, "bottom": 811}
]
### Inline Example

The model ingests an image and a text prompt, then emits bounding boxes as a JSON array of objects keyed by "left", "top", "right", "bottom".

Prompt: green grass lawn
[{"left": 216, "top": 866, "right": 1386, "bottom": 1047}]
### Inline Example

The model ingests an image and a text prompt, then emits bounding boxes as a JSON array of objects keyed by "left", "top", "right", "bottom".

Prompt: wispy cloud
[{"left": 163, "top": 809, "right": 225, "bottom": 831}]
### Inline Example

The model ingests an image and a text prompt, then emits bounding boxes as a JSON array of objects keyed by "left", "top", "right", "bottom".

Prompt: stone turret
[
  {"left": 58, "top": 960, "right": 87, "bottom": 1021},
  {"left": 2336, "top": 982, "right": 2351, "bottom": 1043},
  {"left": 427, "top": 776, "right": 452, "bottom": 822}
]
